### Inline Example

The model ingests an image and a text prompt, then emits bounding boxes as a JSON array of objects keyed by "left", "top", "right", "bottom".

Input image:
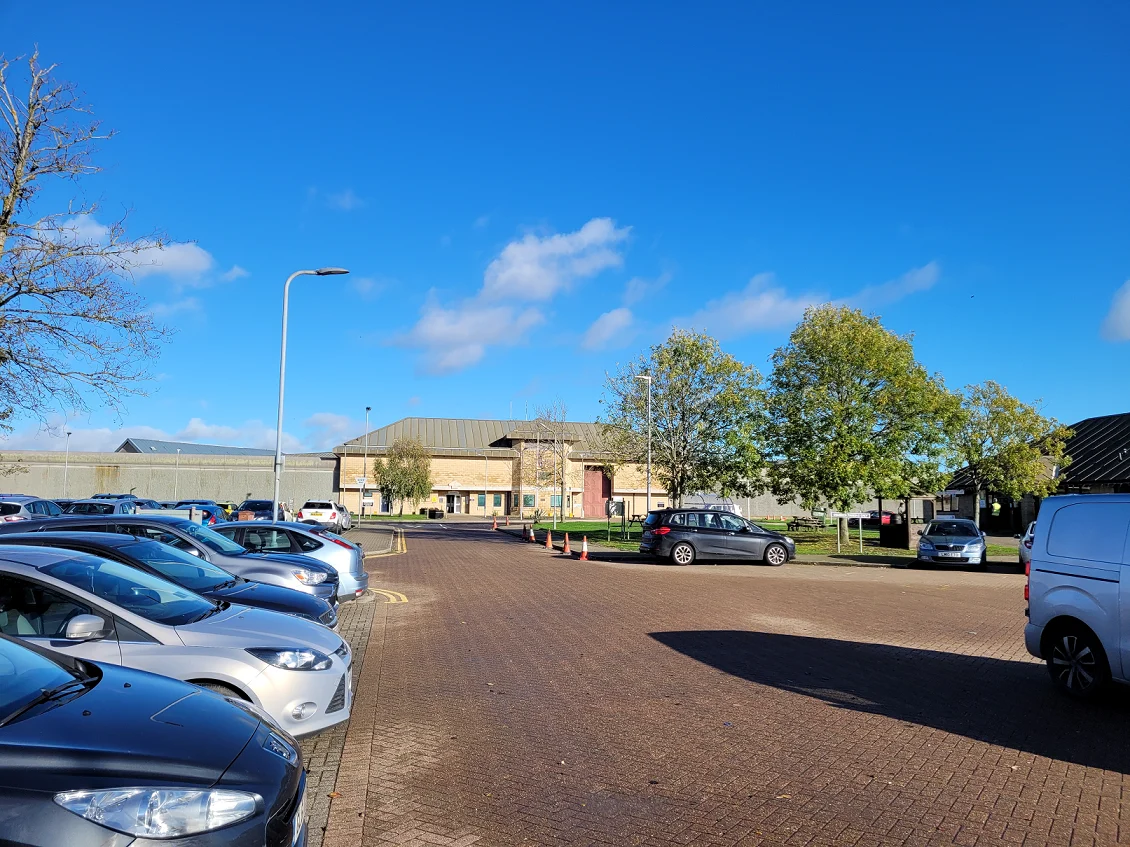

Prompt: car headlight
[
  {"left": 783, "top": 536, "right": 795, "bottom": 545},
  {"left": 291, "top": 568, "right": 326, "bottom": 585},
  {"left": 919, "top": 540, "right": 934, "bottom": 550},
  {"left": 246, "top": 647, "right": 333, "bottom": 671},
  {"left": 54, "top": 788, "right": 258, "bottom": 837}
]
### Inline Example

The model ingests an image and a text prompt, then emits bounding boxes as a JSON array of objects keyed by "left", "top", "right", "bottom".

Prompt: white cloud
[
  {"left": 1102, "top": 280, "right": 1130, "bottom": 342},
  {"left": 59, "top": 215, "right": 111, "bottom": 243},
  {"left": 326, "top": 189, "right": 365, "bottom": 211},
  {"left": 350, "top": 276, "right": 389, "bottom": 299},
  {"left": 149, "top": 297, "right": 202, "bottom": 318},
  {"left": 221, "top": 265, "right": 250, "bottom": 281},
  {"left": 302, "top": 413, "right": 361, "bottom": 451},
  {"left": 678, "top": 273, "right": 819, "bottom": 338},
  {"left": 845, "top": 261, "right": 940, "bottom": 307},
  {"left": 400, "top": 297, "right": 544, "bottom": 373},
  {"left": 128, "top": 241, "right": 216, "bottom": 282},
  {"left": 481, "top": 217, "right": 630, "bottom": 301},
  {"left": 583, "top": 308, "right": 635, "bottom": 350},
  {"left": 623, "top": 272, "right": 671, "bottom": 306}
]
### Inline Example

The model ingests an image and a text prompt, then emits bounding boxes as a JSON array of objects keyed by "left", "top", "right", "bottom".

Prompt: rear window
[
  {"left": 238, "top": 500, "right": 272, "bottom": 511},
  {"left": 65, "top": 503, "right": 115, "bottom": 515},
  {"left": 643, "top": 512, "right": 663, "bottom": 527},
  {"left": 1047, "top": 503, "right": 1130, "bottom": 565},
  {"left": 0, "top": 504, "right": 20, "bottom": 516},
  {"left": 304, "top": 502, "right": 333, "bottom": 509}
]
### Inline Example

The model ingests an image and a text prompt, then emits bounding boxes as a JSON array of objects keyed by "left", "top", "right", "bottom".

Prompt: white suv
[
  {"left": 1025, "top": 494, "right": 1130, "bottom": 698},
  {"left": 297, "top": 501, "right": 346, "bottom": 534}
]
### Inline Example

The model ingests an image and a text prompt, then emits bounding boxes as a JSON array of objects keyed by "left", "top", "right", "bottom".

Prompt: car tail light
[
  {"left": 1, "top": 515, "right": 26, "bottom": 522},
  {"left": 297, "top": 511, "right": 304, "bottom": 519},
  {"left": 653, "top": 526, "right": 670, "bottom": 535},
  {"left": 1024, "top": 560, "right": 1031, "bottom": 601},
  {"left": 327, "top": 536, "right": 352, "bottom": 550},
  {"left": 330, "top": 512, "right": 337, "bottom": 519}
]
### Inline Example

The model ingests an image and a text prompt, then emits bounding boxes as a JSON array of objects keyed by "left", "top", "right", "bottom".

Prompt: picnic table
[
  {"left": 628, "top": 514, "right": 644, "bottom": 528},
  {"left": 786, "top": 516, "right": 826, "bottom": 532}
]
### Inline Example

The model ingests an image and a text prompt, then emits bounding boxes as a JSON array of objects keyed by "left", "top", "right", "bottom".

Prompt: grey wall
[{"left": 0, "top": 451, "right": 336, "bottom": 508}]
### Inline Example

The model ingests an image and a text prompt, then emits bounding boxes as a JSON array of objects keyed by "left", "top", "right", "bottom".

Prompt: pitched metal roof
[
  {"left": 949, "top": 412, "right": 1130, "bottom": 489},
  {"left": 336, "top": 417, "right": 609, "bottom": 452},
  {"left": 115, "top": 438, "right": 276, "bottom": 457}
]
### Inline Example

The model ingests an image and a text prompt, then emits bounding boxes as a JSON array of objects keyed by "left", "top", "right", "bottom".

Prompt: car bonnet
[{"left": 176, "top": 603, "right": 344, "bottom": 654}]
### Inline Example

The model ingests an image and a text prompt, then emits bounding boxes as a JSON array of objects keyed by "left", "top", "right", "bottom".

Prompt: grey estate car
[
  {"left": 0, "top": 545, "right": 352, "bottom": 738},
  {"left": 915, "top": 518, "right": 988, "bottom": 568},
  {"left": 0, "top": 515, "right": 340, "bottom": 606},
  {"left": 640, "top": 508, "right": 796, "bottom": 566}
]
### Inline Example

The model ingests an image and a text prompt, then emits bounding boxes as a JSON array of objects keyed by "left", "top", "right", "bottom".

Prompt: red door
[{"left": 583, "top": 467, "right": 611, "bottom": 517}]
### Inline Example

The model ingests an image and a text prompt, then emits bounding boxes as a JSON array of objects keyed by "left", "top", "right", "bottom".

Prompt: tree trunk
[
  {"left": 972, "top": 488, "right": 980, "bottom": 528},
  {"left": 399, "top": 500, "right": 404, "bottom": 517},
  {"left": 838, "top": 516, "right": 850, "bottom": 545}
]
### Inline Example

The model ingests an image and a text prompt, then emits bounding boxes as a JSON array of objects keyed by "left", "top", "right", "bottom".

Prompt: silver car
[
  {"left": 0, "top": 515, "right": 341, "bottom": 606},
  {"left": 63, "top": 499, "right": 138, "bottom": 516},
  {"left": 1016, "top": 521, "right": 1035, "bottom": 570},
  {"left": 0, "top": 544, "right": 352, "bottom": 738},
  {"left": 213, "top": 521, "right": 369, "bottom": 601},
  {"left": 916, "top": 518, "right": 987, "bottom": 568},
  {"left": 0, "top": 495, "right": 64, "bottom": 523}
]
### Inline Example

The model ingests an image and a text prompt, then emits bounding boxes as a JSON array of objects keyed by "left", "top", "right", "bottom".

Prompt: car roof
[
  {"left": 0, "top": 544, "right": 95, "bottom": 571},
  {"left": 0, "top": 495, "right": 37, "bottom": 504},
  {"left": 0, "top": 531, "right": 140, "bottom": 549}
]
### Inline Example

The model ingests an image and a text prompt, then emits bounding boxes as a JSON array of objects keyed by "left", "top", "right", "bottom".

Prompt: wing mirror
[
  {"left": 65, "top": 614, "right": 110, "bottom": 641},
  {"left": 916, "top": 529, "right": 923, "bottom": 536},
  {"left": 185, "top": 546, "right": 201, "bottom": 557}
]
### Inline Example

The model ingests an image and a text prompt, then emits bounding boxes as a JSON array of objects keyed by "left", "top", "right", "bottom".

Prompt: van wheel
[
  {"left": 763, "top": 543, "right": 788, "bottom": 566},
  {"left": 1047, "top": 624, "right": 1110, "bottom": 698},
  {"left": 671, "top": 543, "right": 695, "bottom": 566}
]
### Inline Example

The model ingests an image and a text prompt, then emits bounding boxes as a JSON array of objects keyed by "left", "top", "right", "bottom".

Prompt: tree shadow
[{"left": 650, "top": 630, "right": 1130, "bottom": 774}]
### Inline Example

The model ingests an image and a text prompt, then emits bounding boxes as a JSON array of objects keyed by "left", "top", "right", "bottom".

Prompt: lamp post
[
  {"left": 634, "top": 374, "right": 652, "bottom": 514},
  {"left": 62, "top": 431, "right": 72, "bottom": 497},
  {"left": 173, "top": 448, "right": 181, "bottom": 498},
  {"left": 483, "top": 450, "right": 489, "bottom": 518},
  {"left": 362, "top": 406, "right": 370, "bottom": 520},
  {"left": 271, "top": 267, "right": 350, "bottom": 523}
]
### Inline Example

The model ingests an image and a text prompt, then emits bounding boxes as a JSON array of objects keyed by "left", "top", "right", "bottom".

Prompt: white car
[
  {"left": 297, "top": 500, "right": 348, "bottom": 534},
  {"left": 0, "top": 545, "right": 352, "bottom": 737},
  {"left": 1016, "top": 521, "right": 1035, "bottom": 570},
  {"left": 1025, "top": 494, "right": 1130, "bottom": 698}
]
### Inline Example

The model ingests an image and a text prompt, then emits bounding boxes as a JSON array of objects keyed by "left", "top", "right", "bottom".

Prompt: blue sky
[{"left": 3, "top": 2, "right": 1128, "bottom": 452}]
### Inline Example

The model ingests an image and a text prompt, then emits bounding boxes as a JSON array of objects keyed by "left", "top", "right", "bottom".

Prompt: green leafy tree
[
  {"left": 952, "top": 381, "right": 1072, "bottom": 526},
  {"left": 765, "top": 305, "right": 957, "bottom": 542},
  {"left": 599, "top": 329, "right": 764, "bottom": 506},
  {"left": 372, "top": 437, "right": 433, "bottom": 516}
]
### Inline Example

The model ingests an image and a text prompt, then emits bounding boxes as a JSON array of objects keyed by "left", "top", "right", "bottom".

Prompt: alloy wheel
[
  {"left": 672, "top": 543, "right": 694, "bottom": 565},
  {"left": 1050, "top": 633, "right": 1101, "bottom": 694},
  {"left": 765, "top": 544, "right": 787, "bottom": 566}
]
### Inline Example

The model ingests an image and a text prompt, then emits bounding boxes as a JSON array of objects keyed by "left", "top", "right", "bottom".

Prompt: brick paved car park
[{"left": 311, "top": 524, "right": 1130, "bottom": 847}]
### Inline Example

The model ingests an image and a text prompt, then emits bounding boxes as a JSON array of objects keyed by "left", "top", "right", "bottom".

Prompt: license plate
[
  {"left": 311, "top": 511, "right": 323, "bottom": 517},
  {"left": 937, "top": 551, "right": 963, "bottom": 558},
  {"left": 292, "top": 784, "right": 307, "bottom": 845}
]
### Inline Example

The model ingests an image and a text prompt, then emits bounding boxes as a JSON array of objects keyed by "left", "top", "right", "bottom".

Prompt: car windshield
[
  {"left": 170, "top": 520, "right": 247, "bottom": 555},
  {"left": 120, "top": 540, "right": 236, "bottom": 592},
  {"left": 925, "top": 522, "right": 980, "bottom": 538},
  {"left": 238, "top": 500, "right": 272, "bottom": 511},
  {"left": 64, "top": 502, "right": 115, "bottom": 515},
  {"left": 41, "top": 553, "right": 218, "bottom": 626},
  {"left": 0, "top": 637, "right": 85, "bottom": 724}
]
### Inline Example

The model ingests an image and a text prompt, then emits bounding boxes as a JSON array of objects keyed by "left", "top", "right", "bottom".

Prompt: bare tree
[{"left": 0, "top": 50, "right": 171, "bottom": 444}]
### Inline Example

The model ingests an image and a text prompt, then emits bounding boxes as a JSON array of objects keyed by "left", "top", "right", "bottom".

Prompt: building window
[
  {"left": 477, "top": 494, "right": 486, "bottom": 507},
  {"left": 493, "top": 494, "right": 502, "bottom": 507},
  {"left": 551, "top": 495, "right": 561, "bottom": 507},
  {"left": 523, "top": 494, "right": 535, "bottom": 507}
]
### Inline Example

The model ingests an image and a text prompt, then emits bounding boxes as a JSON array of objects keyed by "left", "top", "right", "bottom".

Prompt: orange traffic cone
[
  {"left": 562, "top": 533, "right": 571, "bottom": 555},
  {"left": 545, "top": 529, "right": 553, "bottom": 550},
  {"left": 492, "top": 515, "right": 498, "bottom": 530},
  {"left": 505, "top": 515, "right": 510, "bottom": 526},
  {"left": 579, "top": 536, "right": 589, "bottom": 560},
  {"left": 528, "top": 525, "right": 536, "bottom": 543}
]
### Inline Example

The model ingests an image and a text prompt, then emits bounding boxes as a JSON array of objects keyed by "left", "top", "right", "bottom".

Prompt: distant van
[{"left": 1025, "top": 494, "right": 1130, "bottom": 698}]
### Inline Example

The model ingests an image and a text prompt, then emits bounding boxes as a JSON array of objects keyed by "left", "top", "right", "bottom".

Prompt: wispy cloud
[
  {"left": 844, "top": 261, "right": 940, "bottom": 307},
  {"left": 1101, "top": 279, "right": 1130, "bottom": 341},
  {"left": 221, "top": 265, "right": 250, "bottom": 281},
  {"left": 0, "top": 416, "right": 309, "bottom": 453},
  {"left": 149, "top": 297, "right": 202, "bottom": 317},
  {"left": 399, "top": 218, "right": 629, "bottom": 373},
  {"left": 583, "top": 307, "right": 635, "bottom": 350},
  {"left": 326, "top": 188, "right": 366, "bottom": 211},
  {"left": 350, "top": 276, "right": 390, "bottom": 300},
  {"left": 474, "top": 215, "right": 490, "bottom": 229},
  {"left": 302, "top": 412, "right": 361, "bottom": 450}
]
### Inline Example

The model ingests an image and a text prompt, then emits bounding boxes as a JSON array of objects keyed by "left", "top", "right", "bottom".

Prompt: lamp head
[{"left": 315, "top": 267, "right": 350, "bottom": 276}]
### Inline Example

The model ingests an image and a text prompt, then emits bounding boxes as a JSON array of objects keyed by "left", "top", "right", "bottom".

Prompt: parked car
[
  {"left": 174, "top": 499, "right": 219, "bottom": 509},
  {"left": 234, "top": 498, "right": 286, "bottom": 521},
  {"left": 0, "top": 532, "right": 338, "bottom": 629},
  {"left": 213, "top": 521, "right": 369, "bottom": 601},
  {"left": 0, "top": 515, "right": 340, "bottom": 606},
  {"left": 51, "top": 498, "right": 77, "bottom": 511},
  {"left": 129, "top": 497, "right": 163, "bottom": 510},
  {"left": 0, "top": 495, "right": 64, "bottom": 523},
  {"left": 640, "top": 508, "right": 796, "bottom": 566},
  {"left": 0, "top": 544, "right": 352, "bottom": 737},
  {"left": 0, "top": 632, "right": 309, "bottom": 846},
  {"left": 90, "top": 493, "right": 138, "bottom": 500},
  {"left": 336, "top": 503, "right": 353, "bottom": 531},
  {"left": 296, "top": 500, "right": 349, "bottom": 533},
  {"left": 215, "top": 501, "right": 239, "bottom": 518},
  {"left": 62, "top": 499, "right": 138, "bottom": 516},
  {"left": 1024, "top": 494, "right": 1130, "bottom": 698},
  {"left": 915, "top": 518, "right": 987, "bottom": 568},
  {"left": 1016, "top": 521, "right": 1035, "bottom": 569},
  {"left": 178, "top": 503, "right": 227, "bottom": 526}
]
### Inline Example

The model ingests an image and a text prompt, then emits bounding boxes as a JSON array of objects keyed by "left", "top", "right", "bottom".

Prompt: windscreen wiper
[{"left": 0, "top": 676, "right": 98, "bottom": 727}]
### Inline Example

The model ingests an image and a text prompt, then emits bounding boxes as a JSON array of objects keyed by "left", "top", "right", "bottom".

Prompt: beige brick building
[{"left": 335, "top": 417, "right": 666, "bottom": 519}]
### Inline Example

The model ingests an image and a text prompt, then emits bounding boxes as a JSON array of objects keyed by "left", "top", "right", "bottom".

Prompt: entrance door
[
  {"left": 445, "top": 493, "right": 462, "bottom": 514},
  {"left": 583, "top": 467, "right": 611, "bottom": 518}
]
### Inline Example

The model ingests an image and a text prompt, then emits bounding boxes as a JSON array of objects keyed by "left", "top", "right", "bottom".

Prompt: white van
[{"left": 1025, "top": 494, "right": 1130, "bottom": 698}]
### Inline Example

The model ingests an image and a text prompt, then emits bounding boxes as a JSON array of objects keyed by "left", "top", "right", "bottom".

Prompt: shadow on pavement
[{"left": 650, "top": 629, "right": 1130, "bottom": 774}]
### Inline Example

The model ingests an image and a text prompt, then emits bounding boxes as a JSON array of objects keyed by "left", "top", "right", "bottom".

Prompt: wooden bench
[
  {"left": 786, "top": 516, "right": 826, "bottom": 532},
  {"left": 628, "top": 514, "right": 645, "bottom": 528}
]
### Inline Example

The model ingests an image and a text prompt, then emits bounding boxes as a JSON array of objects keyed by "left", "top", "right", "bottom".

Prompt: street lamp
[
  {"left": 272, "top": 267, "right": 350, "bottom": 523},
  {"left": 174, "top": 448, "right": 181, "bottom": 499},
  {"left": 63, "top": 431, "right": 72, "bottom": 497},
  {"left": 635, "top": 374, "right": 652, "bottom": 514},
  {"left": 362, "top": 406, "right": 371, "bottom": 520}
]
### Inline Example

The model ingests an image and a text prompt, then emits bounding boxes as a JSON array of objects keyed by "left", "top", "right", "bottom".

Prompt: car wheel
[
  {"left": 1047, "top": 624, "right": 1110, "bottom": 698},
  {"left": 671, "top": 542, "right": 695, "bottom": 566},
  {"left": 195, "top": 682, "right": 246, "bottom": 700},
  {"left": 763, "top": 543, "right": 788, "bottom": 567}
]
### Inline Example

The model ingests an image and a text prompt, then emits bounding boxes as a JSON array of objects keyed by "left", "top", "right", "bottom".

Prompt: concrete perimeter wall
[{"left": 0, "top": 451, "right": 336, "bottom": 508}]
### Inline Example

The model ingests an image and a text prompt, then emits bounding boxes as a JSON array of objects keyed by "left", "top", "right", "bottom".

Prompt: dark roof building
[{"left": 115, "top": 438, "right": 276, "bottom": 457}]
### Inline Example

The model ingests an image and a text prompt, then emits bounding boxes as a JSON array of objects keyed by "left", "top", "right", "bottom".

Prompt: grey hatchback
[{"left": 640, "top": 508, "right": 796, "bottom": 566}]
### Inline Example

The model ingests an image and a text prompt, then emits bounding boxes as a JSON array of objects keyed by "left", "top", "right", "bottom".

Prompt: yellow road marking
[{"left": 370, "top": 588, "right": 408, "bottom": 604}]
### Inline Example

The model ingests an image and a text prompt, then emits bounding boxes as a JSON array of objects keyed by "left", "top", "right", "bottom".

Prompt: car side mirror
[
  {"left": 186, "top": 547, "right": 201, "bottom": 557},
  {"left": 916, "top": 530, "right": 923, "bottom": 536},
  {"left": 1013, "top": 534, "right": 1021, "bottom": 540},
  {"left": 65, "top": 614, "right": 109, "bottom": 641},
  {"left": 982, "top": 531, "right": 987, "bottom": 538}
]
